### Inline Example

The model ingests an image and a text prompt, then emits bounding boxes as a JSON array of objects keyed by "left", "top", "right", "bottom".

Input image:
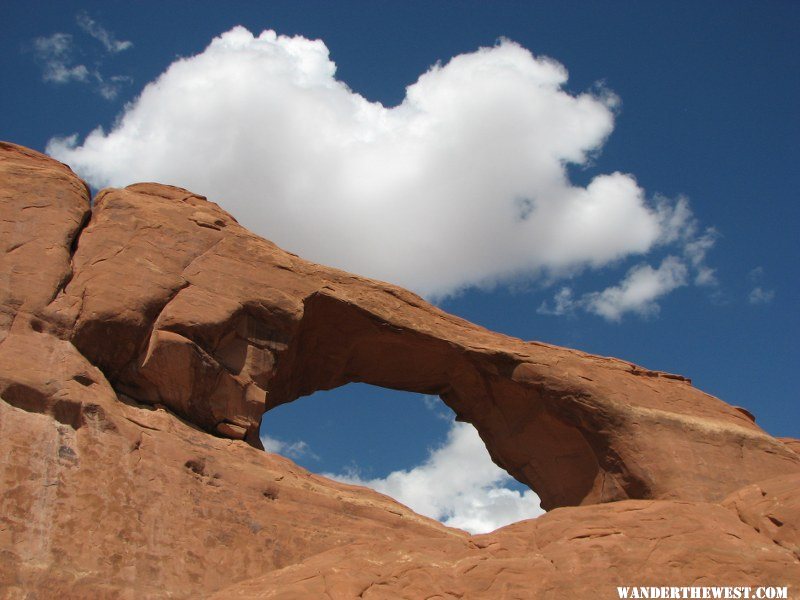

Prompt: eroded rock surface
[
  {"left": 210, "top": 500, "right": 799, "bottom": 599},
  {"left": 722, "top": 473, "right": 800, "bottom": 560},
  {"left": 0, "top": 142, "right": 89, "bottom": 340},
  {"left": 1, "top": 142, "right": 799, "bottom": 598},
  {"left": 14, "top": 142, "right": 796, "bottom": 510}
]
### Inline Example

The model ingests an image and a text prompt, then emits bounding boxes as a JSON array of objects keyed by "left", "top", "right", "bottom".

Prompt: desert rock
[{"left": 1, "top": 142, "right": 798, "bottom": 598}]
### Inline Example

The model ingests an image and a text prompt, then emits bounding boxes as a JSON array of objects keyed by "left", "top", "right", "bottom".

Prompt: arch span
[
  {"left": 268, "top": 291, "right": 605, "bottom": 510},
  {"left": 40, "top": 179, "right": 798, "bottom": 512}
]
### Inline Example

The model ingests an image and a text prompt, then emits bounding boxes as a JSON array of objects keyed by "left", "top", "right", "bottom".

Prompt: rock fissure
[{"left": 46, "top": 206, "right": 92, "bottom": 305}]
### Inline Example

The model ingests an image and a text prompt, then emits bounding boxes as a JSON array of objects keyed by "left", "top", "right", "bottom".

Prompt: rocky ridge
[{"left": 1, "top": 141, "right": 798, "bottom": 598}]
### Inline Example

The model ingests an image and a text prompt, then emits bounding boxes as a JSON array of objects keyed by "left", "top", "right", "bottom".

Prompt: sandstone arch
[
  {"left": 3, "top": 142, "right": 800, "bottom": 597},
  {"left": 267, "top": 290, "right": 604, "bottom": 509},
  {"left": 4, "top": 142, "right": 799, "bottom": 512}
]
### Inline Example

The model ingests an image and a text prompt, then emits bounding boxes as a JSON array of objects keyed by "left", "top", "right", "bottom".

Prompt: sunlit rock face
[{"left": 1, "top": 141, "right": 798, "bottom": 597}]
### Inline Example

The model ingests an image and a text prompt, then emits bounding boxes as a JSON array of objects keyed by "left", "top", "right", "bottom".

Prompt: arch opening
[
  {"left": 261, "top": 291, "right": 610, "bottom": 511},
  {"left": 260, "top": 382, "right": 544, "bottom": 534}
]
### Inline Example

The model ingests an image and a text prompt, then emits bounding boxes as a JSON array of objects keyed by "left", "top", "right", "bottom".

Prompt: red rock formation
[
  {"left": 210, "top": 500, "right": 798, "bottom": 598},
  {"left": 780, "top": 437, "right": 800, "bottom": 457},
  {"left": 722, "top": 473, "right": 800, "bottom": 560},
  {"left": 1, "top": 141, "right": 798, "bottom": 597}
]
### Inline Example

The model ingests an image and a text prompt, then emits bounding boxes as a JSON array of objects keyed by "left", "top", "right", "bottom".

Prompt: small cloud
[
  {"left": 29, "top": 14, "right": 132, "bottom": 101},
  {"left": 539, "top": 257, "right": 688, "bottom": 322},
  {"left": 748, "top": 266, "right": 765, "bottom": 282},
  {"left": 584, "top": 256, "right": 688, "bottom": 321},
  {"left": 33, "top": 33, "right": 90, "bottom": 83},
  {"left": 420, "top": 394, "right": 454, "bottom": 421},
  {"left": 747, "top": 267, "right": 774, "bottom": 305},
  {"left": 537, "top": 286, "right": 576, "bottom": 316},
  {"left": 328, "top": 420, "right": 543, "bottom": 534},
  {"left": 261, "top": 433, "right": 319, "bottom": 461},
  {"left": 683, "top": 227, "right": 719, "bottom": 286},
  {"left": 693, "top": 266, "right": 717, "bottom": 287},
  {"left": 76, "top": 12, "right": 132, "bottom": 53},
  {"left": 97, "top": 74, "right": 133, "bottom": 100},
  {"left": 655, "top": 195, "right": 694, "bottom": 245},
  {"left": 655, "top": 195, "right": 719, "bottom": 287},
  {"left": 748, "top": 286, "right": 775, "bottom": 305}
]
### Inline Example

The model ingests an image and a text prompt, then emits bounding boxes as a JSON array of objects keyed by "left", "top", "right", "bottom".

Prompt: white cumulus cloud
[
  {"left": 583, "top": 256, "right": 688, "bottom": 321},
  {"left": 539, "top": 256, "right": 689, "bottom": 321},
  {"left": 47, "top": 26, "right": 707, "bottom": 298},
  {"left": 329, "top": 420, "right": 543, "bottom": 534}
]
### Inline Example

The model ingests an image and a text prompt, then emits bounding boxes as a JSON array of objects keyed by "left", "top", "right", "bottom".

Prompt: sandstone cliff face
[{"left": 1, "top": 141, "right": 798, "bottom": 598}]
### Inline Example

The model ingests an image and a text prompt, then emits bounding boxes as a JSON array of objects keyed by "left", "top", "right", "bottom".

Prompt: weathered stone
[
  {"left": 0, "top": 142, "right": 89, "bottom": 342},
  {"left": 723, "top": 473, "right": 800, "bottom": 560},
  {"left": 43, "top": 175, "right": 798, "bottom": 509},
  {"left": 780, "top": 437, "right": 800, "bottom": 456},
  {"left": 1, "top": 141, "right": 798, "bottom": 598},
  {"left": 209, "top": 499, "right": 799, "bottom": 599}
]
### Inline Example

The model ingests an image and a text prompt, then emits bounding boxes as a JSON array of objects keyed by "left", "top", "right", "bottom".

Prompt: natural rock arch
[
  {"left": 266, "top": 291, "right": 603, "bottom": 510},
  {"left": 3, "top": 143, "right": 798, "bottom": 512},
  {"left": 3, "top": 142, "right": 800, "bottom": 597}
]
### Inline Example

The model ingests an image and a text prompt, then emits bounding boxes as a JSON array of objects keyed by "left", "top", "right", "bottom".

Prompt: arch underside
[
  {"left": 12, "top": 171, "right": 794, "bottom": 512},
  {"left": 267, "top": 292, "right": 612, "bottom": 510}
]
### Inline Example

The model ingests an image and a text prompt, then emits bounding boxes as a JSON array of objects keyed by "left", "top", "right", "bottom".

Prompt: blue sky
[{"left": 2, "top": 2, "right": 798, "bottom": 532}]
